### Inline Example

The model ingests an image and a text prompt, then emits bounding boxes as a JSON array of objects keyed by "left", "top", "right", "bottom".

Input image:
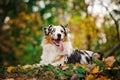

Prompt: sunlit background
[{"left": 0, "top": 0, "right": 120, "bottom": 66}]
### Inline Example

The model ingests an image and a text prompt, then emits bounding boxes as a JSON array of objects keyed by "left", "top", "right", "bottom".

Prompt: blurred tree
[
  {"left": 69, "top": 15, "right": 100, "bottom": 51},
  {"left": 0, "top": 0, "right": 26, "bottom": 32},
  {"left": 0, "top": 0, "right": 42, "bottom": 66},
  {"left": 99, "top": 0, "right": 120, "bottom": 57},
  {"left": 1, "top": 12, "right": 42, "bottom": 65}
]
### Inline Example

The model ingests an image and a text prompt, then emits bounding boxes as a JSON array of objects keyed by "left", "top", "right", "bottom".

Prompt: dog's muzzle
[
  {"left": 52, "top": 38, "right": 64, "bottom": 51},
  {"left": 57, "top": 34, "right": 61, "bottom": 40}
]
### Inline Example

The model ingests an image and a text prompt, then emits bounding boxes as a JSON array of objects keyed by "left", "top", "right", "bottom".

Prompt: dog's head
[
  {"left": 44, "top": 25, "right": 70, "bottom": 50},
  {"left": 44, "top": 25, "right": 69, "bottom": 39}
]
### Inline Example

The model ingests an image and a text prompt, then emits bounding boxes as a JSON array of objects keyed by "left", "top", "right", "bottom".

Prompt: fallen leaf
[
  {"left": 104, "top": 56, "right": 115, "bottom": 67},
  {"left": 70, "top": 74, "right": 79, "bottom": 80},
  {"left": 85, "top": 74, "right": 95, "bottom": 80},
  {"left": 87, "top": 64, "right": 96, "bottom": 70},
  {"left": 15, "top": 77, "right": 26, "bottom": 80},
  {"left": 75, "top": 63, "right": 87, "bottom": 69},
  {"left": 90, "top": 66, "right": 99, "bottom": 74},
  {"left": 7, "top": 66, "right": 15, "bottom": 73}
]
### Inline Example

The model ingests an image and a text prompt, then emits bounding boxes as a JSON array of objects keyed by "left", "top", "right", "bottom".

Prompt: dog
[
  {"left": 40, "top": 25, "right": 73, "bottom": 66},
  {"left": 40, "top": 25, "right": 102, "bottom": 66}
]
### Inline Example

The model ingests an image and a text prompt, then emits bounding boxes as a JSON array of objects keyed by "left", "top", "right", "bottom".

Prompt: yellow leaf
[
  {"left": 75, "top": 63, "right": 87, "bottom": 69},
  {"left": 7, "top": 66, "right": 15, "bottom": 73},
  {"left": 85, "top": 74, "right": 95, "bottom": 80},
  {"left": 90, "top": 66, "right": 99, "bottom": 74}
]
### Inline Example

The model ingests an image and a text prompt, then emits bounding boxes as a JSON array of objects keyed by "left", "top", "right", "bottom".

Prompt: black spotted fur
[{"left": 65, "top": 49, "right": 103, "bottom": 64}]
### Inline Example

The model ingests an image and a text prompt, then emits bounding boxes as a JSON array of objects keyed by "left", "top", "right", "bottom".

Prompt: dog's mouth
[
  {"left": 52, "top": 39, "right": 61, "bottom": 46},
  {"left": 52, "top": 39, "right": 64, "bottom": 51}
]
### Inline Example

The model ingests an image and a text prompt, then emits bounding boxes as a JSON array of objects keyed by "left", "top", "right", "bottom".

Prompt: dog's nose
[{"left": 57, "top": 34, "right": 61, "bottom": 38}]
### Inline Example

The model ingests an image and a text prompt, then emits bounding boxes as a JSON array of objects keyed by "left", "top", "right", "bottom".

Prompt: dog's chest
[
  {"left": 42, "top": 44, "right": 62, "bottom": 58},
  {"left": 41, "top": 39, "right": 73, "bottom": 65},
  {"left": 44, "top": 43, "right": 67, "bottom": 55}
]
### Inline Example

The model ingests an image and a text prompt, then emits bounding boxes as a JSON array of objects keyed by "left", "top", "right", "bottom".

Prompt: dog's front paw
[{"left": 52, "top": 63, "right": 61, "bottom": 66}]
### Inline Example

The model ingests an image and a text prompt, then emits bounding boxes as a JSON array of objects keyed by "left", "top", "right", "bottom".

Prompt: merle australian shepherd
[{"left": 40, "top": 25, "right": 102, "bottom": 66}]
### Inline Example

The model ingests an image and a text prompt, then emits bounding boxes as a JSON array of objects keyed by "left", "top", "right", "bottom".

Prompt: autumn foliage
[
  {"left": 1, "top": 12, "right": 43, "bottom": 65},
  {"left": 2, "top": 56, "right": 119, "bottom": 80}
]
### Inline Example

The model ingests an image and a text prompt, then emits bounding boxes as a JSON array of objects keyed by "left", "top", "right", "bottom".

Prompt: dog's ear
[
  {"left": 65, "top": 28, "right": 70, "bottom": 34},
  {"left": 44, "top": 25, "right": 53, "bottom": 35},
  {"left": 60, "top": 24, "right": 64, "bottom": 27},
  {"left": 60, "top": 24, "right": 70, "bottom": 36},
  {"left": 60, "top": 24, "right": 67, "bottom": 36},
  {"left": 44, "top": 27, "right": 49, "bottom": 35},
  {"left": 48, "top": 24, "right": 53, "bottom": 31},
  {"left": 48, "top": 24, "right": 53, "bottom": 29}
]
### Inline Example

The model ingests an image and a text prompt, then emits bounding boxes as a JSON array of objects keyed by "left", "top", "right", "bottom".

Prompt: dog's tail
[{"left": 92, "top": 52, "right": 104, "bottom": 61}]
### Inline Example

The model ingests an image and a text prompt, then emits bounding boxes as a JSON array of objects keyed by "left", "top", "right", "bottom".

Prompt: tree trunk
[
  {"left": 106, "top": 41, "right": 120, "bottom": 57},
  {"left": 0, "top": 14, "right": 6, "bottom": 34}
]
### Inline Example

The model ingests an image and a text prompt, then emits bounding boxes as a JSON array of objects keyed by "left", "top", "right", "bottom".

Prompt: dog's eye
[
  {"left": 61, "top": 30, "right": 64, "bottom": 33},
  {"left": 50, "top": 29, "right": 55, "bottom": 34},
  {"left": 52, "top": 29, "right": 55, "bottom": 32}
]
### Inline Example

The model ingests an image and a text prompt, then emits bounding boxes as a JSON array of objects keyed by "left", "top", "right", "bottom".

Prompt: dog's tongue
[
  {"left": 59, "top": 42, "right": 64, "bottom": 51},
  {"left": 53, "top": 40, "right": 64, "bottom": 51}
]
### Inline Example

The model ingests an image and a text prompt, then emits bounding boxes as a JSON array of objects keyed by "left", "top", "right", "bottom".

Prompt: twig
[
  {"left": 106, "top": 41, "right": 120, "bottom": 57},
  {"left": 101, "top": 1, "right": 120, "bottom": 41}
]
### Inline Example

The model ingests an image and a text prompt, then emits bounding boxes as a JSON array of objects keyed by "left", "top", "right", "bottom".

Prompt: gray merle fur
[{"left": 65, "top": 49, "right": 103, "bottom": 64}]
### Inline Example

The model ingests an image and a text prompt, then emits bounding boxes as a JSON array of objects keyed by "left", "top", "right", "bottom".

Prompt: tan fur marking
[
  {"left": 53, "top": 55, "right": 64, "bottom": 63},
  {"left": 53, "top": 28, "right": 56, "bottom": 32},
  {"left": 45, "top": 36, "right": 53, "bottom": 44},
  {"left": 63, "top": 36, "right": 68, "bottom": 42}
]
